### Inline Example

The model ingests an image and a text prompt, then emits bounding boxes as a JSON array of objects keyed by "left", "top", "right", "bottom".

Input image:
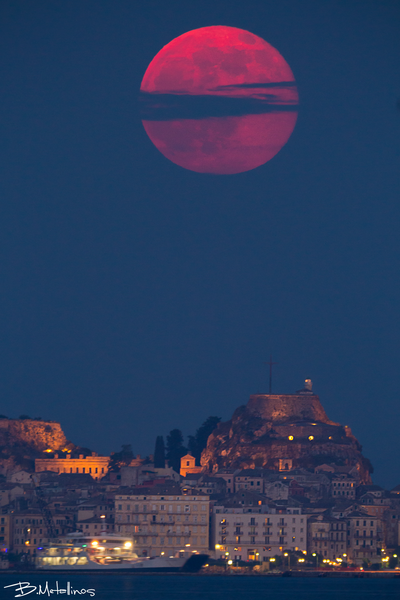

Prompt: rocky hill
[
  {"left": 200, "top": 382, "right": 372, "bottom": 483},
  {"left": 0, "top": 418, "right": 68, "bottom": 476}
]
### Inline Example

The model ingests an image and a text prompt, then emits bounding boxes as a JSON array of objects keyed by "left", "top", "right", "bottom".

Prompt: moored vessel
[{"left": 35, "top": 532, "right": 207, "bottom": 572}]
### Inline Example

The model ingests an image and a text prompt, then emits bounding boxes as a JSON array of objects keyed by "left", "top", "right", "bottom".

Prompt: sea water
[{"left": 1, "top": 574, "right": 399, "bottom": 600}]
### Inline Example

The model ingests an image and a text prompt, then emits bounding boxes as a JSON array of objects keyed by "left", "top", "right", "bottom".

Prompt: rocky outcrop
[
  {"left": 200, "top": 387, "right": 372, "bottom": 483},
  {"left": 0, "top": 418, "right": 68, "bottom": 477},
  {"left": 0, "top": 419, "right": 67, "bottom": 452}
]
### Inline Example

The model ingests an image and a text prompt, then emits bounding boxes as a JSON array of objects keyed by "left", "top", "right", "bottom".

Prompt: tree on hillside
[
  {"left": 166, "top": 429, "right": 187, "bottom": 473},
  {"left": 154, "top": 436, "right": 165, "bottom": 468},
  {"left": 109, "top": 444, "right": 134, "bottom": 472},
  {"left": 188, "top": 416, "right": 221, "bottom": 465}
]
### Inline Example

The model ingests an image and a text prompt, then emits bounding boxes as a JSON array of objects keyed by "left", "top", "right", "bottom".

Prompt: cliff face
[
  {"left": 0, "top": 419, "right": 68, "bottom": 476},
  {"left": 200, "top": 390, "right": 372, "bottom": 483},
  {"left": 0, "top": 419, "right": 67, "bottom": 452}
]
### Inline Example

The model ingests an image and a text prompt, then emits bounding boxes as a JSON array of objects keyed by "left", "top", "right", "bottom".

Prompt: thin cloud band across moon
[{"left": 139, "top": 26, "right": 299, "bottom": 175}]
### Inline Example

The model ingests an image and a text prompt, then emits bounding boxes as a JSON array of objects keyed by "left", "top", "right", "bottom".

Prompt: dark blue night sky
[{"left": 0, "top": 1, "right": 399, "bottom": 487}]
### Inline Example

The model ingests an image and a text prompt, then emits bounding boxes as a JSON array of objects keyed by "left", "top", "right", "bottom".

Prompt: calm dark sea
[{"left": 1, "top": 574, "right": 399, "bottom": 600}]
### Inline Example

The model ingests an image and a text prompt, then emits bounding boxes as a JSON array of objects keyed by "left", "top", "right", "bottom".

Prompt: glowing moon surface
[{"left": 140, "top": 26, "right": 298, "bottom": 174}]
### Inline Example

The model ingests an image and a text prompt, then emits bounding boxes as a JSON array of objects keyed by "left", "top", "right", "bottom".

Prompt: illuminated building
[
  {"left": 114, "top": 484, "right": 210, "bottom": 557},
  {"left": 211, "top": 493, "right": 307, "bottom": 561},
  {"left": 179, "top": 454, "right": 202, "bottom": 477},
  {"left": 35, "top": 452, "right": 109, "bottom": 480}
]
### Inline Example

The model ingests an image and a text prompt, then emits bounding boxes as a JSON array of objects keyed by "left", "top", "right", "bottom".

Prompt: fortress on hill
[{"left": 200, "top": 379, "right": 373, "bottom": 483}]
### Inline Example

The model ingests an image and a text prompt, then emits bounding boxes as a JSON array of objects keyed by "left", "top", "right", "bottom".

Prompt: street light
[
  {"left": 284, "top": 552, "right": 290, "bottom": 569},
  {"left": 312, "top": 552, "right": 319, "bottom": 569}
]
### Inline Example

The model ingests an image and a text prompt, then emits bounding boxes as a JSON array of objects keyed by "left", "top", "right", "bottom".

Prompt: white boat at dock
[{"left": 35, "top": 532, "right": 207, "bottom": 572}]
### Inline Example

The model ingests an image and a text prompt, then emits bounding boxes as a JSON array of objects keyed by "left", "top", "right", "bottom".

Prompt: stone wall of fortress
[
  {"left": 0, "top": 419, "right": 67, "bottom": 451},
  {"left": 247, "top": 394, "right": 337, "bottom": 424}
]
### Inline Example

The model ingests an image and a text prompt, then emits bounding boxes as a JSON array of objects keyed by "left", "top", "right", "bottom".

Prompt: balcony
[
  {"left": 312, "top": 536, "right": 329, "bottom": 541},
  {"left": 138, "top": 531, "right": 192, "bottom": 537},
  {"left": 353, "top": 542, "right": 376, "bottom": 549}
]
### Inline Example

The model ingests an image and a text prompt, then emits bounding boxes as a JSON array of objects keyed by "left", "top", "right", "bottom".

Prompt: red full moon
[{"left": 140, "top": 26, "right": 298, "bottom": 174}]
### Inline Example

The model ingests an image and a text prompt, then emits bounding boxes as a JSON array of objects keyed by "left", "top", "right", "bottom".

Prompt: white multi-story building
[
  {"left": 212, "top": 494, "right": 308, "bottom": 562},
  {"left": 346, "top": 511, "right": 381, "bottom": 564},
  {"left": 114, "top": 485, "right": 210, "bottom": 557},
  {"left": 307, "top": 513, "right": 348, "bottom": 560}
]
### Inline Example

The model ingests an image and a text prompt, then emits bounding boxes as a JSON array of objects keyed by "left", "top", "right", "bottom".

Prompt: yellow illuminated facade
[
  {"left": 180, "top": 454, "right": 202, "bottom": 477},
  {"left": 35, "top": 452, "right": 109, "bottom": 480}
]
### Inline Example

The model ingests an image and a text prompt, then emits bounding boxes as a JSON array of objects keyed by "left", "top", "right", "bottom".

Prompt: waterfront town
[{"left": 0, "top": 381, "right": 399, "bottom": 572}]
